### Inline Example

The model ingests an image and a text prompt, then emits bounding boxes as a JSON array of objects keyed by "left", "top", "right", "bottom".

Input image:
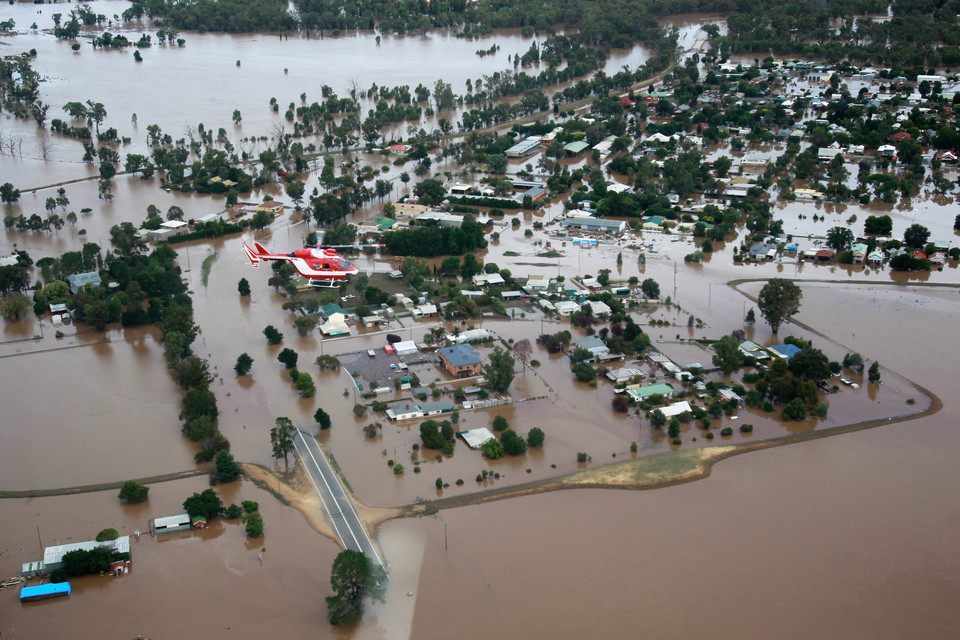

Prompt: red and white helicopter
[{"left": 243, "top": 241, "right": 360, "bottom": 287}]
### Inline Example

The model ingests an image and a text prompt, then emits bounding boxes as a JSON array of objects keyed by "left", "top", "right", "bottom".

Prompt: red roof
[
  {"left": 889, "top": 132, "right": 913, "bottom": 142},
  {"left": 911, "top": 251, "right": 927, "bottom": 259},
  {"left": 815, "top": 249, "right": 834, "bottom": 258},
  {"left": 620, "top": 97, "right": 635, "bottom": 107}
]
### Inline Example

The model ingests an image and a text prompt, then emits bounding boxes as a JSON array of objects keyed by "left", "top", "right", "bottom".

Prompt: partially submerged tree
[
  {"left": 326, "top": 550, "right": 386, "bottom": 625},
  {"left": 271, "top": 417, "right": 295, "bottom": 461},
  {"left": 118, "top": 480, "right": 149, "bottom": 503},
  {"left": 757, "top": 279, "right": 803, "bottom": 334}
]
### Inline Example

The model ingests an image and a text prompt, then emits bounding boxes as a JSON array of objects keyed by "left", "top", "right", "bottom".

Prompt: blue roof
[
  {"left": 21, "top": 582, "right": 71, "bottom": 600},
  {"left": 438, "top": 344, "right": 482, "bottom": 367},
  {"left": 770, "top": 344, "right": 801, "bottom": 359}
]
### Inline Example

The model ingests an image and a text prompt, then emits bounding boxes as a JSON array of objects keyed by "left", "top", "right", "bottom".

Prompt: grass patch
[
  {"left": 200, "top": 252, "right": 219, "bottom": 287},
  {"left": 503, "top": 251, "right": 521, "bottom": 257},
  {"left": 537, "top": 250, "right": 563, "bottom": 258}
]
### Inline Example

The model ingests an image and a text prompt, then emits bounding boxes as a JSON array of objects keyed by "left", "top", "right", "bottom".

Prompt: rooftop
[{"left": 438, "top": 344, "right": 482, "bottom": 367}]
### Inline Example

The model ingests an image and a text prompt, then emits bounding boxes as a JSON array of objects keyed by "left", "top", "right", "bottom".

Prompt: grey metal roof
[{"left": 438, "top": 344, "right": 482, "bottom": 367}]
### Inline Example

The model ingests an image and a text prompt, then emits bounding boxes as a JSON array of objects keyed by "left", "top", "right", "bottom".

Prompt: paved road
[{"left": 293, "top": 429, "right": 387, "bottom": 572}]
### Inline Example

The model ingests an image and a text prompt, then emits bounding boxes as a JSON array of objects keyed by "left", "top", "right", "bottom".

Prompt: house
[
  {"left": 413, "top": 303, "right": 438, "bottom": 318},
  {"left": 768, "top": 344, "right": 801, "bottom": 360},
  {"left": 394, "top": 202, "right": 430, "bottom": 218},
  {"left": 877, "top": 144, "right": 897, "bottom": 158},
  {"left": 815, "top": 249, "right": 835, "bottom": 262},
  {"left": 563, "top": 141, "right": 590, "bottom": 156},
  {"left": 524, "top": 274, "right": 550, "bottom": 291},
  {"left": 626, "top": 382, "right": 675, "bottom": 402},
  {"left": 718, "top": 389, "right": 743, "bottom": 405},
  {"left": 447, "top": 183, "right": 472, "bottom": 196},
  {"left": 319, "top": 313, "right": 350, "bottom": 337},
  {"left": 473, "top": 273, "right": 506, "bottom": 287},
  {"left": 742, "top": 154, "right": 770, "bottom": 172},
  {"left": 851, "top": 243, "right": 869, "bottom": 263},
  {"left": 500, "top": 290, "right": 523, "bottom": 300},
  {"left": 584, "top": 300, "right": 611, "bottom": 317},
  {"left": 386, "top": 401, "right": 424, "bottom": 421},
  {"left": 505, "top": 137, "right": 542, "bottom": 159},
  {"left": 66, "top": 271, "right": 102, "bottom": 294},
  {"left": 419, "top": 399, "right": 454, "bottom": 416},
  {"left": 889, "top": 131, "right": 913, "bottom": 143},
  {"left": 748, "top": 242, "right": 778, "bottom": 260},
  {"left": 445, "top": 328, "right": 491, "bottom": 344},
  {"left": 458, "top": 427, "right": 496, "bottom": 449},
  {"left": 415, "top": 211, "right": 464, "bottom": 227},
  {"left": 256, "top": 200, "right": 284, "bottom": 213},
  {"left": 148, "top": 219, "right": 191, "bottom": 242},
  {"left": 818, "top": 147, "right": 844, "bottom": 162},
  {"left": 660, "top": 400, "right": 693, "bottom": 417},
  {"left": 150, "top": 513, "right": 192, "bottom": 535},
  {"left": 867, "top": 250, "right": 885, "bottom": 266},
  {"left": 739, "top": 340, "right": 769, "bottom": 360},
  {"left": 393, "top": 340, "right": 418, "bottom": 356},
  {"left": 562, "top": 217, "right": 626, "bottom": 233},
  {"left": 554, "top": 300, "right": 581, "bottom": 316},
  {"left": 606, "top": 368, "right": 645, "bottom": 384},
  {"left": 438, "top": 344, "right": 483, "bottom": 378},
  {"left": 575, "top": 336, "right": 610, "bottom": 360},
  {"left": 41, "top": 535, "right": 131, "bottom": 573},
  {"left": 191, "top": 515, "right": 207, "bottom": 529}
]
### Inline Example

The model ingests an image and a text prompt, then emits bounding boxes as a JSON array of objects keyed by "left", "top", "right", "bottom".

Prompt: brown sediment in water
[{"left": 241, "top": 462, "right": 337, "bottom": 542}]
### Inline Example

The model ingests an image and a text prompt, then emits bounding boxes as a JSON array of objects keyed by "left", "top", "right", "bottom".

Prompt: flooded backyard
[{"left": 1, "top": 5, "right": 959, "bottom": 638}]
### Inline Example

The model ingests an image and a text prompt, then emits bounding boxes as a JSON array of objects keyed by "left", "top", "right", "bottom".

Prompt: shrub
[
  {"left": 705, "top": 431, "right": 714, "bottom": 440},
  {"left": 244, "top": 512, "right": 264, "bottom": 537},
  {"left": 96, "top": 528, "right": 119, "bottom": 542},
  {"left": 456, "top": 478, "right": 464, "bottom": 485},
  {"left": 630, "top": 441, "right": 638, "bottom": 452},
  {"left": 527, "top": 427, "right": 545, "bottom": 448},
  {"left": 492, "top": 415, "right": 509, "bottom": 431},
  {"left": 353, "top": 403, "right": 367, "bottom": 418},
  {"left": 225, "top": 504, "right": 243, "bottom": 519},
  {"left": 739, "top": 424, "right": 753, "bottom": 433},
  {"left": 576, "top": 451, "right": 590, "bottom": 463},
  {"left": 118, "top": 480, "right": 149, "bottom": 503},
  {"left": 435, "top": 478, "right": 443, "bottom": 489},
  {"left": 671, "top": 438, "right": 682, "bottom": 445},
  {"left": 720, "top": 427, "right": 733, "bottom": 436},
  {"left": 481, "top": 438, "right": 504, "bottom": 459},
  {"left": 242, "top": 500, "right": 259, "bottom": 513},
  {"left": 393, "top": 464, "right": 405, "bottom": 475},
  {"left": 501, "top": 429, "right": 527, "bottom": 455}
]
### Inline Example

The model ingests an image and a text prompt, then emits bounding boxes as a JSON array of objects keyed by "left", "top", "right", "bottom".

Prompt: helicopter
[{"left": 242, "top": 241, "right": 360, "bottom": 288}]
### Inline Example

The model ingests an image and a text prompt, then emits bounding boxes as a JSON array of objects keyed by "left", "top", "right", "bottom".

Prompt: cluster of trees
[
  {"left": 382, "top": 214, "right": 487, "bottom": 257},
  {"left": 58, "top": 546, "right": 129, "bottom": 579},
  {"left": 420, "top": 419, "right": 455, "bottom": 451}
]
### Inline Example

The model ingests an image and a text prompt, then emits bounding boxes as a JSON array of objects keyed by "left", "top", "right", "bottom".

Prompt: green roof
[
  {"left": 632, "top": 382, "right": 675, "bottom": 398},
  {"left": 371, "top": 216, "right": 397, "bottom": 229},
  {"left": 321, "top": 303, "right": 344, "bottom": 318},
  {"left": 564, "top": 141, "right": 590, "bottom": 154}
]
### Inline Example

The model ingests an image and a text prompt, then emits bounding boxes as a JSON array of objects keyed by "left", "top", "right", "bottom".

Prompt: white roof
[
  {"left": 45, "top": 536, "right": 130, "bottom": 565},
  {"left": 153, "top": 513, "right": 191, "bottom": 528},
  {"left": 446, "top": 328, "right": 490, "bottom": 344},
  {"left": 459, "top": 427, "right": 496, "bottom": 449},
  {"left": 393, "top": 340, "right": 418, "bottom": 354},
  {"left": 660, "top": 400, "right": 693, "bottom": 417},
  {"left": 160, "top": 220, "right": 188, "bottom": 229},
  {"left": 0, "top": 254, "right": 18, "bottom": 267}
]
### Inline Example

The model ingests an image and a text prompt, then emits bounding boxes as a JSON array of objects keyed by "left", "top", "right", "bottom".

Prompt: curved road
[{"left": 293, "top": 429, "right": 387, "bottom": 573}]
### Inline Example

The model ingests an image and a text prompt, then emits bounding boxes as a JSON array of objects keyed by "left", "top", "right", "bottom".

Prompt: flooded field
[{"left": 2, "top": 6, "right": 960, "bottom": 638}]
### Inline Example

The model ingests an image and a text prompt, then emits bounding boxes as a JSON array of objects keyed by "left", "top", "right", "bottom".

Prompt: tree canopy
[
  {"left": 757, "top": 279, "right": 803, "bottom": 334},
  {"left": 326, "top": 550, "right": 386, "bottom": 625}
]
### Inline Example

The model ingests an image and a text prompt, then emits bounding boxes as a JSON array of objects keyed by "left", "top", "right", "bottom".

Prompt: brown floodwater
[{"left": 2, "top": 8, "right": 960, "bottom": 638}]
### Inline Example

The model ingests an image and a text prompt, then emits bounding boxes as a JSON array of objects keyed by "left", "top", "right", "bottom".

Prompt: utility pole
[
  {"left": 444, "top": 521, "right": 448, "bottom": 550},
  {"left": 36, "top": 524, "right": 42, "bottom": 552}
]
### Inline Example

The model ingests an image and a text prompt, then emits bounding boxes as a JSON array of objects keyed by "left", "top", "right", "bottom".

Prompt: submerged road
[{"left": 293, "top": 429, "right": 387, "bottom": 572}]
